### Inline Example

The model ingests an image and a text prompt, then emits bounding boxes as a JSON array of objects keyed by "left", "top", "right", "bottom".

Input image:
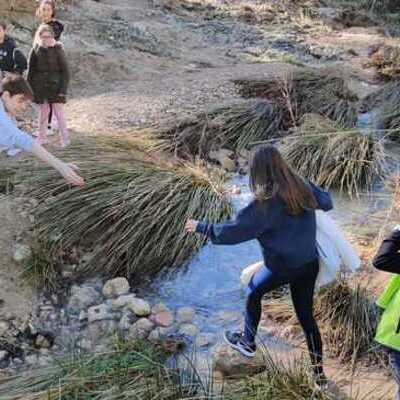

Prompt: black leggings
[{"left": 244, "top": 259, "right": 323, "bottom": 376}]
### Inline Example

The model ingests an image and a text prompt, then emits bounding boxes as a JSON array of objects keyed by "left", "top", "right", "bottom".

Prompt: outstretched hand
[
  {"left": 185, "top": 219, "right": 199, "bottom": 233},
  {"left": 59, "top": 162, "right": 85, "bottom": 186}
]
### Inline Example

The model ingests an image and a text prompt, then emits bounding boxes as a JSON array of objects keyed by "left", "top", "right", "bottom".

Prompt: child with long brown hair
[
  {"left": 185, "top": 145, "right": 333, "bottom": 388},
  {"left": 36, "top": 0, "right": 64, "bottom": 41},
  {"left": 28, "top": 24, "right": 70, "bottom": 147}
]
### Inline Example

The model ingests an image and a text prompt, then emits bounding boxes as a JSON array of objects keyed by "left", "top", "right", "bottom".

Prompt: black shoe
[{"left": 223, "top": 331, "right": 256, "bottom": 357}]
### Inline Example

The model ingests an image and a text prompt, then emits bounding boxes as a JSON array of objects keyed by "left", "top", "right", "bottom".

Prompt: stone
[
  {"left": 128, "top": 318, "right": 154, "bottom": 340},
  {"left": 125, "top": 298, "right": 151, "bottom": 317},
  {"left": 38, "top": 355, "right": 52, "bottom": 367},
  {"left": 68, "top": 285, "right": 102, "bottom": 311},
  {"left": 102, "top": 277, "right": 130, "bottom": 298},
  {"left": 148, "top": 326, "right": 174, "bottom": 343},
  {"left": 151, "top": 303, "right": 169, "bottom": 314},
  {"left": 88, "top": 304, "right": 113, "bottom": 323},
  {"left": 78, "top": 338, "right": 92, "bottom": 352},
  {"left": 150, "top": 310, "right": 174, "bottom": 327},
  {"left": 179, "top": 324, "right": 198, "bottom": 337},
  {"left": 34, "top": 334, "right": 54, "bottom": 349},
  {"left": 119, "top": 311, "right": 136, "bottom": 331},
  {"left": 195, "top": 333, "right": 216, "bottom": 348},
  {"left": 25, "top": 354, "right": 38, "bottom": 365},
  {"left": 12, "top": 244, "right": 31, "bottom": 263},
  {"left": 214, "top": 310, "right": 242, "bottom": 325},
  {"left": 176, "top": 307, "right": 195, "bottom": 324},
  {"left": 0, "top": 351, "right": 8, "bottom": 362},
  {"left": 79, "top": 311, "right": 88, "bottom": 322},
  {"left": 0, "top": 321, "right": 9, "bottom": 336},
  {"left": 213, "top": 343, "right": 266, "bottom": 377},
  {"left": 111, "top": 294, "right": 137, "bottom": 309},
  {"left": 88, "top": 320, "right": 117, "bottom": 343},
  {"left": 221, "top": 157, "right": 236, "bottom": 172}
]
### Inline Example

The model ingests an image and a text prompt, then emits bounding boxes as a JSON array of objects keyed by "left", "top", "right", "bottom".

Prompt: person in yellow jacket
[{"left": 373, "top": 226, "right": 400, "bottom": 400}]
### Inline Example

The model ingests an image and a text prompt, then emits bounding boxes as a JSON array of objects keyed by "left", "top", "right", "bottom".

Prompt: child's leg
[
  {"left": 290, "top": 260, "right": 323, "bottom": 379},
  {"left": 390, "top": 350, "right": 400, "bottom": 400},
  {"left": 52, "top": 103, "right": 70, "bottom": 146},
  {"left": 244, "top": 266, "right": 287, "bottom": 344},
  {"left": 38, "top": 103, "right": 51, "bottom": 142}
]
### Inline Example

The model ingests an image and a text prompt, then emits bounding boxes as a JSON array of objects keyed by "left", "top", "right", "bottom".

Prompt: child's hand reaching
[{"left": 185, "top": 219, "right": 198, "bottom": 233}]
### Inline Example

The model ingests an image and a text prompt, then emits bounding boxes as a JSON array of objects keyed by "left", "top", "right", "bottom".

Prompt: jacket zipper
[{"left": 396, "top": 317, "right": 400, "bottom": 334}]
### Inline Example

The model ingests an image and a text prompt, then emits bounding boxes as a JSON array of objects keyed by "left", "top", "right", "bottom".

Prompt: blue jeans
[
  {"left": 245, "top": 259, "right": 323, "bottom": 375},
  {"left": 390, "top": 350, "right": 400, "bottom": 400}
]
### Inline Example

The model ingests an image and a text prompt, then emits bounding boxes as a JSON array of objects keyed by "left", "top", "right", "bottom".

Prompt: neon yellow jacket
[{"left": 375, "top": 275, "right": 400, "bottom": 352}]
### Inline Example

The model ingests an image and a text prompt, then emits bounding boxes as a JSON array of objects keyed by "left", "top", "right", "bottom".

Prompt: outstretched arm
[{"left": 186, "top": 202, "right": 269, "bottom": 245}]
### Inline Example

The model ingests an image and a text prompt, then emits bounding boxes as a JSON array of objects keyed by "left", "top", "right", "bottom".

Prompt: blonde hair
[{"left": 33, "top": 24, "right": 55, "bottom": 47}]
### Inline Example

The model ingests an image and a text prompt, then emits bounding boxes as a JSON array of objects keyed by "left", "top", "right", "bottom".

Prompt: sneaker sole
[{"left": 223, "top": 332, "right": 256, "bottom": 358}]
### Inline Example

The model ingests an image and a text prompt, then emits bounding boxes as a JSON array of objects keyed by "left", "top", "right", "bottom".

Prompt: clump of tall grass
[
  {"left": 366, "top": 45, "right": 400, "bottom": 80},
  {"left": 153, "top": 100, "right": 283, "bottom": 158},
  {"left": 233, "top": 69, "right": 358, "bottom": 128},
  {"left": 20, "top": 135, "right": 233, "bottom": 282},
  {"left": 265, "top": 280, "right": 383, "bottom": 365},
  {"left": 227, "top": 356, "right": 330, "bottom": 400},
  {"left": 281, "top": 114, "right": 387, "bottom": 196},
  {"left": 0, "top": 339, "right": 218, "bottom": 400}
]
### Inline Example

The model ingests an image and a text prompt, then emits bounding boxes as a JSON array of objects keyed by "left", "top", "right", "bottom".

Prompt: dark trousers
[{"left": 244, "top": 259, "right": 323, "bottom": 376}]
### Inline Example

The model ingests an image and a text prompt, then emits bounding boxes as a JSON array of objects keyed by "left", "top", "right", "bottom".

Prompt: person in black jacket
[
  {"left": 36, "top": 0, "right": 64, "bottom": 42},
  {"left": 28, "top": 24, "right": 70, "bottom": 147},
  {"left": 185, "top": 145, "right": 333, "bottom": 388},
  {"left": 373, "top": 227, "right": 400, "bottom": 400},
  {"left": 0, "top": 22, "right": 28, "bottom": 77}
]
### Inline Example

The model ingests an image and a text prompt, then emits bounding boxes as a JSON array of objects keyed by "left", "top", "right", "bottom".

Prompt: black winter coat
[
  {"left": 27, "top": 44, "right": 70, "bottom": 104},
  {"left": 0, "top": 36, "right": 28, "bottom": 74}
]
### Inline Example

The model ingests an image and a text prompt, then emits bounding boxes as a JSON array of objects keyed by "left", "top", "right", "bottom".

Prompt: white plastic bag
[
  {"left": 239, "top": 211, "right": 361, "bottom": 289},
  {"left": 240, "top": 261, "right": 263, "bottom": 286},
  {"left": 316, "top": 210, "right": 361, "bottom": 288}
]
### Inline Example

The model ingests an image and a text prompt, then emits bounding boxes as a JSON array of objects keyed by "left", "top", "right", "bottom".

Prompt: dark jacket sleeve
[
  {"left": 56, "top": 45, "right": 70, "bottom": 94},
  {"left": 196, "top": 201, "right": 269, "bottom": 245},
  {"left": 373, "top": 230, "right": 400, "bottom": 274},
  {"left": 12, "top": 48, "right": 28, "bottom": 74},
  {"left": 309, "top": 181, "right": 333, "bottom": 211},
  {"left": 27, "top": 48, "right": 37, "bottom": 87}
]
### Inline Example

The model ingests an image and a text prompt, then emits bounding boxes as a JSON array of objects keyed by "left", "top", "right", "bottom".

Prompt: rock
[
  {"left": 12, "top": 244, "right": 31, "bottom": 263},
  {"left": 34, "top": 333, "right": 54, "bottom": 349},
  {"left": 177, "top": 307, "right": 195, "bottom": 324},
  {"left": 179, "top": 324, "right": 198, "bottom": 337},
  {"left": 119, "top": 310, "right": 136, "bottom": 331},
  {"left": 195, "top": 333, "right": 216, "bottom": 348},
  {"left": 88, "top": 320, "right": 117, "bottom": 343},
  {"left": 125, "top": 298, "right": 151, "bottom": 317},
  {"left": 102, "top": 277, "right": 130, "bottom": 298},
  {"left": 111, "top": 294, "right": 137, "bottom": 309},
  {"left": 25, "top": 354, "right": 38, "bottom": 366},
  {"left": 0, "top": 321, "right": 9, "bottom": 336},
  {"left": 0, "top": 351, "right": 9, "bottom": 362},
  {"left": 150, "top": 310, "right": 174, "bottom": 327},
  {"left": 148, "top": 326, "right": 175, "bottom": 344},
  {"left": 78, "top": 338, "right": 92, "bottom": 352},
  {"left": 214, "top": 310, "right": 242, "bottom": 325},
  {"left": 221, "top": 157, "right": 237, "bottom": 172},
  {"left": 151, "top": 303, "right": 169, "bottom": 314},
  {"left": 128, "top": 318, "right": 154, "bottom": 340},
  {"left": 37, "top": 355, "right": 52, "bottom": 367},
  {"left": 0, "top": 0, "right": 36, "bottom": 13},
  {"left": 213, "top": 343, "right": 266, "bottom": 377},
  {"left": 88, "top": 304, "right": 113, "bottom": 323},
  {"left": 79, "top": 311, "right": 88, "bottom": 322},
  {"left": 68, "top": 285, "right": 102, "bottom": 311}
]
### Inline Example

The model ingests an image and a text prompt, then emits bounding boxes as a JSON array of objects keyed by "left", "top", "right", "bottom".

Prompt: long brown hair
[
  {"left": 36, "top": 0, "right": 56, "bottom": 19},
  {"left": 249, "top": 145, "right": 317, "bottom": 215}
]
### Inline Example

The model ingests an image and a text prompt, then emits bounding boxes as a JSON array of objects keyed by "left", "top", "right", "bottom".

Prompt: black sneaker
[
  {"left": 223, "top": 331, "right": 256, "bottom": 357},
  {"left": 314, "top": 373, "right": 329, "bottom": 391}
]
